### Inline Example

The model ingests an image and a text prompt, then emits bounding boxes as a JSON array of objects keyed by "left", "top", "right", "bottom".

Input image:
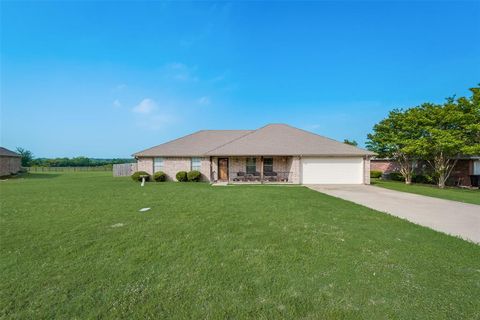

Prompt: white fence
[
  {"left": 27, "top": 166, "right": 111, "bottom": 172},
  {"left": 113, "top": 163, "right": 138, "bottom": 177}
]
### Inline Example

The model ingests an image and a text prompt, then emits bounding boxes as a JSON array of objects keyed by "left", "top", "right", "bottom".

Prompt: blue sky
[{"left": 1, "top": 1, "right": 479, "bottom": 158}]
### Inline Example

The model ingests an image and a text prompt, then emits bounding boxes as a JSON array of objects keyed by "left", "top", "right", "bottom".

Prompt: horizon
[{"left": 1, "top": 1, "right": 479, "bottom": 158}]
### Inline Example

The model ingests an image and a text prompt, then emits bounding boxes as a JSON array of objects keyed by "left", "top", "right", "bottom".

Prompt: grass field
[
  {"left": 1, "top": 172, "right": 479, "bottom": 319},
  {"left": 372, "top": 179, "right": 480, "bottom": 205}
]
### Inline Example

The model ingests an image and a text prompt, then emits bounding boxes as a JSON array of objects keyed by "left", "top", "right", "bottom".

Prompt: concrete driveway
[{"left": 307, "top": 185, "right": 480, "bottom": 244}]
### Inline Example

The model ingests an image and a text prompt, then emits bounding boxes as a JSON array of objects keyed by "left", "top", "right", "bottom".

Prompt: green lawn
[
  {"left": 372, "top": 179, "right": 480, "bottom": 205},
  {"left": 1, "top": 172, "right": 479, "bottom": 319}
]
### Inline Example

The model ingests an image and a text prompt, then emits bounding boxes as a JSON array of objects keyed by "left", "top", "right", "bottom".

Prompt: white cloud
[
  {"left": 113, "top": 99, "right": 121, "bottom": 108},
  {"left": 132, "top": 98, "right": 157, "bottom": 114},
  {"left": 131, "top": 98, "right": 177, "bottom": 130},
  {"left": 197, "top": 96, "right": 210, "bottom": 105}
]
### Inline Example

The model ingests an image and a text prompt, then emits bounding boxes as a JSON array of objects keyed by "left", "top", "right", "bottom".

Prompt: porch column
[{"left": 260, "top": 156, "right": 264, "bottom": 183}]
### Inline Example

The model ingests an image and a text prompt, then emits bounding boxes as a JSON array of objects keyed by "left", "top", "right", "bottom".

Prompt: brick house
[
  {"left": 133, "top": 124, "right": 375, "bottom": 184},
  {"left": 0, "top": 147, "right": 22, "bottom": 177}
]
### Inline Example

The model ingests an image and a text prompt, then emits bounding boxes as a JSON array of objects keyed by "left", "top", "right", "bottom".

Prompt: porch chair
[
  {"left": 264, "top": 171, "right": 278, "bottom": 182},
  {"left": 233, "top": 171, "right": 246, "bottom": 182}
]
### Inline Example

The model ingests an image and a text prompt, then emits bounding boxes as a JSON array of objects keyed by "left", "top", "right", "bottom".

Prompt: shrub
[
  {"left": 131, "top": 171, "right": 150, "bottom": 182},
  {"left": 153, "top": 171, "right": 167, "bottom": 182},
  {"left": 370, "top": 170, "right": 383, "bottom": 179},
  {"left": 187, "top": 170, "right": 201, "bottom": 182},
  {"left": 412, "top": 174, "right": 436, "bottom": 185},
  {"left": 388, "top": 172, "right": 405, "bottom": 182},
  {"left": 176, "top": 171, "right": 188, "bottom": 182}
]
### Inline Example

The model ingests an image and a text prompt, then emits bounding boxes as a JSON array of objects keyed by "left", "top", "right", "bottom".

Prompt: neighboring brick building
[
  {"left": 370, "top": 159, "right": 401, "bottom": 174},
  {"left": 0, "top": 147, "right": 22, "bottom": 177},
  {"left": 449, "top": 159, "right": 479, "bottom": 187},
  {"left": 371, "top": 157, "right": 480, "bottom": 187}
]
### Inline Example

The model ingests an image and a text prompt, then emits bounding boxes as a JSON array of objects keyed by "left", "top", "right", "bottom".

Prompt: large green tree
[
  {"left": 366, "top": 108, "right": 423, "bottom": 184},
  {"left": 367, "top": 86, "right": 480, "bottom": 188},
  {"left": 409, "top": 88, "right": 480, "bottom": 188}
]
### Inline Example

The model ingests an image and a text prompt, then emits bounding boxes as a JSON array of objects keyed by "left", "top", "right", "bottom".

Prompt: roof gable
[
  {"left": 0, "top": 147, "right": 21, "bottom": 157},
  {"left": 206, "top": 124, "right": 374, "bottom": 156},
  {"left": 133, "top": 124, "right": 375, "bottom": 157}
]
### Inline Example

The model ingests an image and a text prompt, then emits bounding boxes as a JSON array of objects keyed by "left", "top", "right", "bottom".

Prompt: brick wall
[
  {"left": 137, "top": 157, "right": 212, "bottom": 181},
  {"left": 137, "top": 157, "right": 154, "bottom": 175},
  {"left": 272, "top": 156, "right": 289, "bottom": 173},
  {"left": 288, "top": 156, "right": 301, "bottom": 184},
  {"left": 211, "top": 157, "right": 218, "bottom": 181},
  {"left": 200, "top": 158, "right": 211, "bottom": 181},
  {"left": 228, "top": 157, "right": 247, "bottom": 178},
  {"left": 0, "top": 156, "right": 21, "bottom": 176},
  {"left": 163, "top": 157, "right": 190, "bottom": 181},
  {"left": 364, "top": 157, "right": 371, "bottom": 185},
  {"left": 370, "top": 160, "right": 401, "bottom": 173}
]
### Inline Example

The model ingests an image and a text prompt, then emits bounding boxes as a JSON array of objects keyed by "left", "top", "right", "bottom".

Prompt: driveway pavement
[{"left": 307, "top": 185, "right": 480, "bottom": 244}]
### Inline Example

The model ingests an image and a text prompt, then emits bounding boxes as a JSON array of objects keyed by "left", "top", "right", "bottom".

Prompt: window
[
  {"left": 191, "top": 157, "right": 201, "bottom": 171},
  {"left": 474, "top": 160, "right": 480, "bottom": 175},
  {"left": 154, "top": 157, "right": 164, "bottom": 172},
  {"left": 263, "top": 158, "right": 273, "bottom": 173},
  {"left": 246, "top": 157, "right": 256, "bottom": 174}
]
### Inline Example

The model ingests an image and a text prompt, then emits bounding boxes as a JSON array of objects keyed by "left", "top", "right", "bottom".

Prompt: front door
[{"left": 218, "top": 158, "right": 229, "bottom": 181}]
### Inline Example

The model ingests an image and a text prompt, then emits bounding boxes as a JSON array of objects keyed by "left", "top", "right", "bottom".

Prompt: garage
[{"left": 301, "top": 157, "right": 364, "bottom": 184}]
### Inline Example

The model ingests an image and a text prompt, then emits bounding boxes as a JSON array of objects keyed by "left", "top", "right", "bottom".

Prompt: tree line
[
  {"left": 367, "top": 85, "right": 480, "bottom": 188},
  {"left": 15, "top": 148, "right": 134, "bottom": 168}
]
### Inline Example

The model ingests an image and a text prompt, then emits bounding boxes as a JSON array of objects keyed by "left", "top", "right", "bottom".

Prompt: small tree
[
  {"left": 16, "top": 147, "right": 34, "bottom": 167},
  {"left": 343, "top": 139, "right": 358, "bottom": 146},
  {"left": 367, "top": 109, "right": 422, "bottom": 184}
]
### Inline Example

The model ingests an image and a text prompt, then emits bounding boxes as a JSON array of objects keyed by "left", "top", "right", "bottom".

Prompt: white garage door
[{"left": 301, "top": 157, "right": 364, "bottom": 184}]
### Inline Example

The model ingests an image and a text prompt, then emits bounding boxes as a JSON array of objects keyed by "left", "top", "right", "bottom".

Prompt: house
[
  {"left": 0, "top": 147, "right": 22, "bottom": 177},
  {"left": 133, "top": 124, "right": 375, "bottom": 184},
  {"left": 371, "top": 156, "right": 480, "bottom": 187}
]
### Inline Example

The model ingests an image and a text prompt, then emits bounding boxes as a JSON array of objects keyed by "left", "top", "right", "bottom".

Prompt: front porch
[{"left": 212, "top": 156, "right": 300, "bottom": 184}]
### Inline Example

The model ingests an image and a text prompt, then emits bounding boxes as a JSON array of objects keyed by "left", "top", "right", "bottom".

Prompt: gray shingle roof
[
  {"left": 133, "top": 124, "right": 375, "bottom": 157},
  {"left": 207, "top": 124, "right": 374, "bottom": 156},
  {"left": 133, "top": 130, "right": 252, "bottom": 157},
  {"left": 0, "top": 147, "right": 21, "bottom": 157}
]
